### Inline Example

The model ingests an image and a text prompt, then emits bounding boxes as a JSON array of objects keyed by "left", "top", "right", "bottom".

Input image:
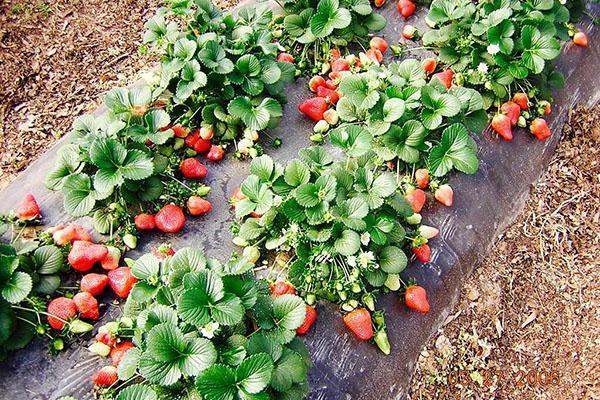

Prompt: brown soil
[{"left": 409, "top": 106, "right": 600, "bottom": 400}]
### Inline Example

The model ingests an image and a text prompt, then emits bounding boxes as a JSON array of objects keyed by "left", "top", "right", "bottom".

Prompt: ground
[{"left": 0, "top": 1, "right": 598, "bottom": 399}]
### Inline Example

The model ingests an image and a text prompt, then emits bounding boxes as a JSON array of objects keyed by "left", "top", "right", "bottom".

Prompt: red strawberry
[
  {"left": 134, "top": 213, "right": 156, "bottom": 230},
  {"left": 500, "top": 101, "right": 521, "bottom": 126},
  {"left": 324, "top": 79, "right": 338, "bottom": 90},
  {"left": 402, "top": 24, "right": 417, "bottom": 39},
  {"left": 92, "top": 366, "right": 118, "bottom": 387},
  {"left": 187, "top": 196, "right": 212, "bottom": 216},
  {"left": 405, "top": 285, "right": 430, "bottom": 313},
  {"left": 329, "top": 48, "right": 342, "bottom": 61},
  {"left": 404, "top": 188, "right": 426, "bottom": 213},
  {"left": 573, "top": 32, "right": 588, "bottom": 47},
  {"left": 81, "top": 273, "right": 109, "bottom": 296},
  {"left": 369, "top": 37, "right": 388, "bottom": 54},
  {"left": 374, "top": 0, "right": 386, "bottom": 7},
  {"left": 309, "top": 76, "right": 327, "bottom": 92},
  {"left": 432, "top": 69, "right": 453, "bottom": 89},
  {"left": 277, "top": 53, "right": 294, "bottom": 63},
  {"left": 171, "top": 125, "right": 190, "bottom": 138},
  {"left": 108, "top": 267, "right": 138, "bottom": 298},
  {"left": 331, "top": 58, "right": 350, "bottom": 73},
  {"left": 434, "top": 184, "right": 453, "bottom": 207},
  {"left": 100, "top": 246, "right": 120, "bottom": 271},
  {"left": 513, "top": 92, "right": 529, "bottom": 110},
  {"left": 230, "top": 187, "right": 246, "bottom": 206},
  {"left": 51, "top": 223, "right": 92, "bottom": 245},
  {"left": 530, "top": 118, "right": 551, "bottom": 141},
  {"left": 193, "top": 138, "right": 212, "bottom": 154},
  {"left": 540, "top": 101, "right": 551, "bottom": 116},
  {"left": 206, "top": 145, "right": 224, "bottom": 161},
  {"left": 185, "top": 128, "right": 200, "bottom": 148},
  {"left": 270, "top": 281, "right": 296, "bottom": 297},
  {"left": 365, "top": 48, "right": 383, "bottom": 64},
  {"left": 412, "top": 243, "right": 431, "bottom": 263},
  {"left": 200, "top": 126, "right": 214, "bottom": 140},
  {"left": 155, "top": 204, "right": 186, "bottom": 233},
  {"left": 180, "top": 158, "right": 208, "bottom": 179},
  {"left": 296, "top": 305, "right": 317, "bottom": 335},
  {"left": 47, "top": 297, "right": 77, "bottom": 330},
  {"left": 397, "top": 0, "right": 415, "bottom": 18},
  {"left": 299, "top": 97, "right": 329, "bottom": 121},
  {"left": 491, "top": 114, "right": 513, "bottom": 141},
  {"left": 415, "top": 169, "right": 429, "bottom": 189},
  {"left": 343, "top": 308, "right": 373, "bottom": 341},
  {"left": 316, "top": 86, "right": 340, "bottom": 104},
  {"left": 110, "top": 341, "right": 135, "bottom": 367},
  {"left": 68, "top": 241, "right": 108, "bottom": 272},
  {"left": 73, "top": 292, "right": 99, "bottom": 320},
  {"left": 96, "top": 331, "right": 117, "bottom": 347},
  {"left": 15, "top": 193, "right": 41, "bottom": 221},
  {"left": 422, "top": 58, "right": 437, "bottom": 74}
]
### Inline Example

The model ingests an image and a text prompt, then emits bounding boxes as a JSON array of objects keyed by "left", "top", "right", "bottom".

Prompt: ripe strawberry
[
  {"left": 491, "top": 114, "right": 513, "bottom": 141},
  {"left": 270, "top": 281, "right": 296, "bottom": 297},
  {"left": 573, "top": 32, "right": 588, "bottom": 47},
  {"left": 365, "top": 48, "right": 383, "bottom": 64},
  {"left": 73, "top": 292, "right": 99, "bottom": 320},
  {"left": 329, "top": 48, "right": 342, "bottom": 61},
  {"left": 15, "top": 193, "right": 41, "bottom": 220},
  {"left": 155, "top": 204, "right": 186, "bottom": 233},
  {"left": 374, "top": 0, "right": 386, "bottom": 7},
  {"left": 68, "top": 241, "right": 108, "bottom": 272},
  {"left": 185, "top": 128, "right": 200, "bottom": 148},
  {"left": 530, "top": 118, "right": 551, "bottom": 141},
  {"left": 343, "top": 308, "right": 373, "bottom": 341},
  {"left": 415, "top": 168, "right": 429, "bottom": 189},
  {"left": 51, "top": 223, "right": 92, "bottom": 245},
  {"left": 100, "top": 246, "right": 121, "bottom": 271},
  {"left": 108, "top": 267, "right": 138, "bottom": 298},
  {"left": 277, "top": 53, "right": 294, "bottom": 63},
  {"left": 110, "top": 341, "right": 135, "bottom": 367},
  {"left": 397, "top": 0, "right": 416, "bottom": 18},
  {"left": 369, "top": 37, "right": 388, "bottom": 54},
  {"left": 432, "top": 69, "right": 453, "bottom": 90},
  {"left": 206, "top": 144, "right": 225, "bottom": 161},
  {"left": 171, "top": 125, "right": 190, "bottom": 138},
  {"left": 324, "top": 79, "right": 338, "bottom": 90},
  {"left": 331, "top": 58, "right": 350, "bottom": 73},
  {"left": 134, "top": 213, "right": 156, "bottom": 230},
  {"left": 539, "top": 100, "right": 551, "bottom": 116},
  {"left": 513, "top": 92, "right": 529, "bottom": 110},
  {"left": 180, "top": 158, "right": 208, "bottom": 179},
  {"left": 187, "top": 196, "right": 212, "bottom": 216},
  {"left": 296, "top": 305, "right": 317, "bottom": 335},
  {"left": 193, "top": 137, "right": 212, "bottom": 154},
  {"left": 405, "top": 285, "right": 430, "bottom": 313},
  {"left": 199, "top": 126, "right": 214, "bottom": 140},
  {"left": 500, "top": 101, "right": 521, "bottom": 126},
  {"left": 434, "top": 184, "right": 453, "bottom": 207},
  {"left": 404, "top": 188, "right": 426, "bottom": 213},
  {"left": 298, "top": 97, "right": 329, "bottom": 121},
  {"left": 402, "top": 24, "right": 417, "bottom": 39},
  {"left": 96, "top": 331, "right": 117, "bottom": 347},
  {"left": 81, "top": 273, "right": 109, "bottom": 296},
  {"left": 92, "top": 366, "right": 118, "bottom": 387},
  {"left": 412, "top": 243, "right": 431, "bottom": 263},
  {"left": 309, "top": 76, "right": 327, "bottom": 92},
  {"left": 316, "top": 86, "right": 340, "bottom": 104},
  {"left": 422, "top": 58, "right": 437, "bottom": 74},
  {"left": 47, "top": 297, "right": 77, "bottom": 330}
]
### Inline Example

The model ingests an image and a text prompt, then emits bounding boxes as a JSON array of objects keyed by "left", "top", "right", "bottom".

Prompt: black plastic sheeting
[{"left": 0, "top": 2, "right": 598, "bottom": 399}]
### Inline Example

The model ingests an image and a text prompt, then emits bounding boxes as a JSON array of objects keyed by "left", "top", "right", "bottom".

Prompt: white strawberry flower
[
  {"left": 273, "top": 195, "right": 283, "bottom": 207},
  {"left": 358, "top": 251, "right": 375, "bottom": 268},
  {"left": 487, "top": 44, "right": 500, "bottom": 55},
  {"left": 360, "top": 232, "right": 371, "bottom": 246},
  {"left": 477, "top": 62, "right": 489, "bottom": 74},
  {"left": 347, "top": 256, "right": 357, "bottom": 267},
  {"left": 200, "top": 322, "right": 220, "bottom": 339}
]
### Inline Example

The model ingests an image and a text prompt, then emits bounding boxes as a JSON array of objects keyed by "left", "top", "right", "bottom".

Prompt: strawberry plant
[
  {"left": 46, "top": 85, "right": 211, "bottom": 244},
  {"left": 141, "top": 1, "right": 296, "bottom": 156},
  {"left": 89, "top": 247, "right": 311, "bottom": 400},
  {"left": 230, "top": 149, "right": 433, "bottom": 352},
  {"left": 274, "top": 0, "right": 387, "bottom": 74}
]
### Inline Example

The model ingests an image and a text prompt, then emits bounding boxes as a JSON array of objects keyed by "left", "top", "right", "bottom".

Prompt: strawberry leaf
[
  {"left": 115, "top": 383, "right": 157, "bottom": 400},
  {"left": 428, "top": 123, "right": 479, "bottom": 176}
]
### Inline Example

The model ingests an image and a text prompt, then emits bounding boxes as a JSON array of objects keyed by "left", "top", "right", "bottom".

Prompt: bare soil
[{"left": 0, "top": 1, "right": 598, "bottom": 400}]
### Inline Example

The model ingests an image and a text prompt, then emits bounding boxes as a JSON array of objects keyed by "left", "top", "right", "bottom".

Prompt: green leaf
[
  {"left": 428, "top": 123, "right": 479, "bottom": 177},
  {"left": 310, "top": 0, "right": 351, "bottom": 38},
  {"left": 334, "top": 229, "right": 361, "bottom": 256},
  {"left": 270, "top": 349, "right": 307, "bottom": 392},
  {"left": 295, "top": 183, "right": 320, "bottom": 208},
  {"left": 236, "top": 353, "right": 274, "bottom": 394},
  {"left": 120, "top": 150, "right": 154, "bottom": 181},
  {"left": 228, "top": 97, "right": 281, "bottom": 131},
  {"left": 174, "top": 37, "right": 197, "bottom": 61},
  {"left": 382, "top": 120, "right": 428, "bottom": 163},
  {"left": 196, "top": 364, "right": 237, "bottom": 400},
  {"left": 116, "top": 384, "right": 158, "bottom": 400},
  {"left": 33, "top": 245, "right": 63, "bottom": 274},
  {"left": 379, "top": 246, "right": 407, "bottom": 273},
  {"left": 284, "top": 160, "right": 311, "bottom": 187},
  {"left": 132, "top": 253, "right": 161, "bottom": 280},
  {"left": 383, "top": 98, "right": 405, "bottom": 122},
  {"left": 2, "top": 272, "right": 32, "bottom": 304},
  {"left": 521, "top": 25, "right": 560, "bottom": 74},
  {"left": 272, "top": 294, "right": 306, "bottom": 330},
  {"left": 178, "top": 288, "right": 212, "bottom": 327},
  {"left": 45, "top": 144, "right": 81, "bottom": 190},
  {"left": 211, "top": 293, "right": 244, "bottom": 326},
  {"left": 198, "top": 41, "right": 234, "bottom": 74},
  {"left": 330, "top": 125, "right": 372, "bottom": 157},
  {"left": 250, "top": 155, "right": 275, "bottom": 183},
  {"left": 117, "top": 347, "right": 142, "bottom": 381}
]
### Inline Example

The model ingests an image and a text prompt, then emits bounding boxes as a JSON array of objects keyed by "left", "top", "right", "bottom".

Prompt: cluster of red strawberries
[{"left": 491, "top": 92, "right": 552, "bottom": 142}]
